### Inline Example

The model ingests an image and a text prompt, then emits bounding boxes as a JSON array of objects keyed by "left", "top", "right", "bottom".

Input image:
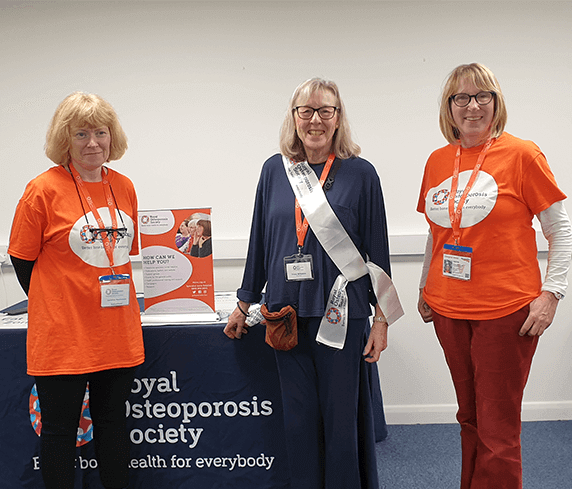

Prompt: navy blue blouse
[{"left": 237, "top": 154, "right": 391, "bottom": 319}]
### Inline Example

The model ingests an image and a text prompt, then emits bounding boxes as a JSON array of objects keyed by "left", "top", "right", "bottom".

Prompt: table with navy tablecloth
[{"left": 0, "top": 309, "right": 388, "bottom": 489}]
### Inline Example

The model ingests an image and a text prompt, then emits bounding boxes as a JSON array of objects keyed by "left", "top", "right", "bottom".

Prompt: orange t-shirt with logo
[
  {"left": 9, "top": 165, "right": 145, "bottom": 375},
  {"left": 417, "top": 132, "right": 566, "bottom": 320}
]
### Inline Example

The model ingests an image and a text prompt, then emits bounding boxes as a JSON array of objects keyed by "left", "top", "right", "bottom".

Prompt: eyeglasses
[
  {"left": 294, "top": 106, "right": 339, "bottom": 120},
  {"left": 450, "top": 91, "right": 495, "bottom": 108},
  {"left": 90, "top": 227, "right": 130, "bottom": 242},
  {"left": 73, "top": 129, "right": 110, "bottom": 140}
]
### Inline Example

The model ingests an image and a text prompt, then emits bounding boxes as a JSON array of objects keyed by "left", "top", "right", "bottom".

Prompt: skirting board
[{"left": 384, "top": 401, "right": 572, "bottom": 425}]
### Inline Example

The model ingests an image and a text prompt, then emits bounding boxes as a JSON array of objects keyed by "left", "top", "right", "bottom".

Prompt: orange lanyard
[
  {"left": 295, "top": 153, "right": 336, "bottom": 250},
  {"left": 70, "top": 163, "right": 119, "bottom": 268},
  {"left": 448, "top": 138, "right": 495, "bottom": 245}
]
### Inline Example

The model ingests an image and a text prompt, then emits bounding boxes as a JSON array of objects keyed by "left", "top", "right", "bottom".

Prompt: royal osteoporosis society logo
[
  {"left": 425, "top": 170, "right": 498, "bottom": 228},
  {"left": 79, "top": 224, "right": 97, "bottom": 244},
  {"left": 29, "top": 383, "right": 93, "bottom": 446},
  {"left": 326, "top": 307, "right": 341, "bottom": 324}
]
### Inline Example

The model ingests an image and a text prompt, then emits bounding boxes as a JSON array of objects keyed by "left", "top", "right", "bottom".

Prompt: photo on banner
[{"left": 139, "top": 208, "right": 215, "bottom": 316}]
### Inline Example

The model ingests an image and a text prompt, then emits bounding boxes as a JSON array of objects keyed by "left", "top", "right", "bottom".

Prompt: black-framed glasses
[
  {"left": 70, "top": 170, "right": 131, "bottom": 245},
  {"left": 90, "top": 227, "right": 130, "bottom": 242},
  {"left": 294, "top": 106, "right": 339, "bottom": 120},
  {"left": 450, "top": 91, "right": 495, "bottom": 108}
]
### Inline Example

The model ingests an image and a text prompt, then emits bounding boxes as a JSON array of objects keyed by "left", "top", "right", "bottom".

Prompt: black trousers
[{"left": 35, "top": 367, "right": 135, "bottom": 489}]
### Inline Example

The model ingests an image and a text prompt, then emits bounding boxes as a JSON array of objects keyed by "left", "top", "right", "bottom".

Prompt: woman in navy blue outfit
[{"left": 224, "top": 78, "right": 390, "bottom": 489}]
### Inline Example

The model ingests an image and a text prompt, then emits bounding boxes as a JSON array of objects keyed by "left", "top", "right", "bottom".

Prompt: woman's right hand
[
  {"left": 223, "top": 303, "right": 250, "bottom": 339},
  {"left": 417, "top": 289, "right": 433, "bottom": 323}
]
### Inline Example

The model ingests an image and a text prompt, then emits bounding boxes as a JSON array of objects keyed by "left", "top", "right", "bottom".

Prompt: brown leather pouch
[{"left": 260, "top": 304, "right": 298, "bottom": 351}]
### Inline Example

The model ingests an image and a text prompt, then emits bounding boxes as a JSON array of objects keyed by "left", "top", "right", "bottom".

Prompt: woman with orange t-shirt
[
  {"left": 417, "top": 63, "right": 572, "bottom": 489},
  {"left": 8, "top": 92, "right": 144, "bottom": 489}
]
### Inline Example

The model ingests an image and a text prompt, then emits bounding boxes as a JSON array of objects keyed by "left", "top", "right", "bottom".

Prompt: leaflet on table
[
  {"left": 1, "top": 313, "right": 28, "bottom": 329},
  {"left": 138, "top": 208, "right": 217, "bottom": 321}
]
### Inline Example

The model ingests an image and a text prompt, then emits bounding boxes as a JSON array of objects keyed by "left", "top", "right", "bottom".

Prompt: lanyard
[
  {"left": 282, "top": 155, "right": 404, "bottom": 348},
  {"left": 448, "top": 138, "right": 495, "bottom": 245},
  {"left": 70, "top": 163, "right": 119, "bottom": 269},
  {"left": 295, "top": 153, "right": 336, "bottom": 252}
]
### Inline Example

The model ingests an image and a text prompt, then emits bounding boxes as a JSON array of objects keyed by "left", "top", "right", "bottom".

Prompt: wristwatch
[{"left": 552, "top": 291, "right": 564, "bottom": 300}]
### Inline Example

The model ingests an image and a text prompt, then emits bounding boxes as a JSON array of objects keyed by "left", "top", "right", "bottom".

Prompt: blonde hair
[
  {"left": 439, "top": 63, "right": 507, "bottom": 145},
  {"left": 45, "top": 92, "right": 128, "bottom": 165},
  {"left": 279, "top": 78, "right": 360, "bottom": 161}
]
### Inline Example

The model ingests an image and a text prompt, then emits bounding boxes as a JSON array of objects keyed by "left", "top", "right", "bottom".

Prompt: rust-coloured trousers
[{"left": 433, "top": 306, "right": 538, "bottom": 489}]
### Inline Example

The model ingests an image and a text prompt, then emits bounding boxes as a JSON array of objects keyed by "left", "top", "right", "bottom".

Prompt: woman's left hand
[
  {"left": 519, "top": 291, "right": 559, "bottom": 336},
  {"left": 363, "top": 320, "right": 388, "bottom": 363}
]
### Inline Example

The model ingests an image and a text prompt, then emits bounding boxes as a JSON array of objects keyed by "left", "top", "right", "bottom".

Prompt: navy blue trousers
[{"left": 274, "top": 317, "right": 379, "bottom": 489}]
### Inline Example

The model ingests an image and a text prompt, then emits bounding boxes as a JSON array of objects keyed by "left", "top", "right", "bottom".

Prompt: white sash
[{"left": 282, "top": 156, "right": 404, "bottom": 349}]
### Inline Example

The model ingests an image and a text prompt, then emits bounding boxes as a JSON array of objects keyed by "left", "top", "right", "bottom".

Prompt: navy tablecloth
[{"left": 0, "top": 319, "right": 387, "bottom": 488}]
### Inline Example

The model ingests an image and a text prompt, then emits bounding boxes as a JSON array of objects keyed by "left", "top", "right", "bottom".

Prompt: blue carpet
[{"left": 375, "top": 420, "right": 572, "bottom": 488}]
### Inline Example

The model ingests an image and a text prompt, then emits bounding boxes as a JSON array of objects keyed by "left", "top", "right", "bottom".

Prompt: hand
[
  {"left": 363, "top": 320, "right": 388, "bottom": 363},
  {"left": 223, "top": 303, "right": 250, "bottom": 339},
  {"left": 519, "top": 291, "right": 559, "bottom": 336},
  {"left": 417, "top": 289, "right": 433, "bottom": 323}
]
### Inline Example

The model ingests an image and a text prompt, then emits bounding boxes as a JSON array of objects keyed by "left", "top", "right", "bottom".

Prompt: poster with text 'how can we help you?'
[{"left": 139, "top": 208, "right": 217, "bottom": 322}]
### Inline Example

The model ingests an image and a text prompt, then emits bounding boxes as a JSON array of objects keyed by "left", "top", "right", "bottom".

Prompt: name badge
[
  {"left": 443, "top": 244, "right": 472, "bottom": 281},
  {"left": 284, "top": 254, "right": 314, "bottom": 282},
  {"left": 99, "top": 274, "right": 131, "bottom": 307}
]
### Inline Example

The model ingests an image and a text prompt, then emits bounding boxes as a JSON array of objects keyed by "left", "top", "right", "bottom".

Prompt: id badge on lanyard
[
  {"left": 71, "top": 163, "right": 132, "bottom": 307},
  {"left": 283, "top": 153, "right": 336, "bottom": 283},
  {"left": 443, "top": 138, "right": 494, "bottom": 282},
  {"left": 284, "top": 253, "right": 314, "bottom": 282},
  {"left": 99, "top": 274, "right": 131, "bottom": 307},
  {"left": 442, "top": 244, "right": 472, "bottom": 281}
]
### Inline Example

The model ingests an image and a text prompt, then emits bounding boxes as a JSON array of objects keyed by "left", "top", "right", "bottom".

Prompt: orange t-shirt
[
  {"left": 9, "top": 165, "right": 145, "bottom": 375},
  {"left": 417, "top": 133, "right": 566, "bottom": 320}
]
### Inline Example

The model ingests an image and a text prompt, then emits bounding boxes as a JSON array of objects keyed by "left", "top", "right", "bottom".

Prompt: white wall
[{"left": 1, "top": 0, "right": 571, "bottom": 423}]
